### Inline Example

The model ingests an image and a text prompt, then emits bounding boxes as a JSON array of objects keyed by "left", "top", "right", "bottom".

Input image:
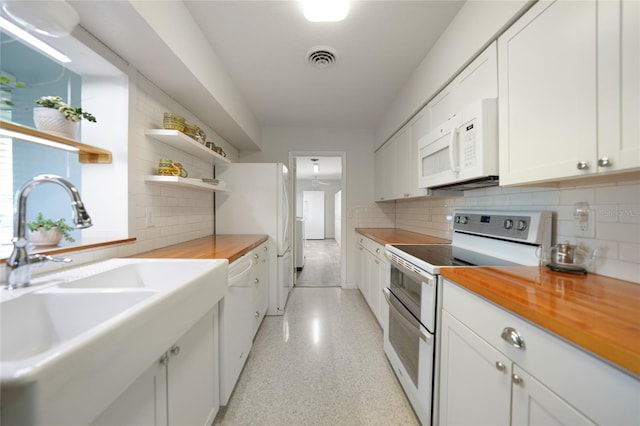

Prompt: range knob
[
  {"left": 459, "top": 216, "right": 468, "bottom": 225},
  {"left": 504, "top": 219, "right": 513, "bottom": 230},
  {"left": 516, "top": 220, "right": 527, "bottom": 231}
]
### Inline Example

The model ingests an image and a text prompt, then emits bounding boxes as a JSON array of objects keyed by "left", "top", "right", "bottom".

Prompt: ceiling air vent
[{"left": 307, "top": 47, "right": 337, "bottom": 69}]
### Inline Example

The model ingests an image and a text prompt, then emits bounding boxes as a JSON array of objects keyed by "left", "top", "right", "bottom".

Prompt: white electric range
[{"left": 382, "top": 210, "right": 552, "bottom": 425}]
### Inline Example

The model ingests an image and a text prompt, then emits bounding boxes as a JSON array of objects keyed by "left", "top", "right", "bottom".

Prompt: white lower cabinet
[
  {"left": 220, "top": 241, "right": 269, "bottom": 406},
  {"left": 91, "top": 308, "right": 218, "bottom": 426},
  {"left": 357, "top": 236, "right": 389, "bottom": 328},
  {"left": 439, "top": 279, "right": 639, "bottom": 426},
  {"left": 252, "top": 243, "right": 269, "bottom": 336}
]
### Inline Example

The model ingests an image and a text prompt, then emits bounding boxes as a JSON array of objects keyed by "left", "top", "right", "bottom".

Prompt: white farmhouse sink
[
  {"left": 1, "top": 289, "right": 155, "bottom": 361},
  {"left": 0, "top": 258, "right": 228, "bottom": 426},
  {"left": 57, "top": 261, "right": 196, "bottom": 290}
]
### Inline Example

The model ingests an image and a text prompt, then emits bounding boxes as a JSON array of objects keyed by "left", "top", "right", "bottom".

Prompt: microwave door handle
[{"left": 448, "top": 127, "right": 460, "bottom": 172}]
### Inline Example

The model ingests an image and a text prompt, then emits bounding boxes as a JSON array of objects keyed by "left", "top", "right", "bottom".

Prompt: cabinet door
[
  {"left": 498, "top": 0, "right": 598, "bottom": 185},
  {"left": 91, "top": 361, "right": 167, "bottom": 426},
  {"left": 427, "top": 85, "right": 454, "bottom": 130},
  {"left": 252, "top": 244, "right": 269, "bottom": 335},
  {"left": 368, "top": 251, "right": 382, "bottom": 325},
  {"left": 374, "top": 139, "right": 395, "bottom": 201},
  {"left": 452, "top": 41, "right": 498, "bottom": 110},
  {"left": 439, "top": 311, "right": 511, "bottom": 426},
  {"left": 359, "top": 245, "right": 371, "bottom": 303},
  {"left": 598, "top": 0, "right": 640, "bottom": 173},
  {"left": 168, "top": 308, "right": 217, "bottom": 426},
  {"left": 394, "top": 126, "right": 412, "bottom": 198},
  {"left": 511, "top": 365, "right": 596, "bottom": 426}
]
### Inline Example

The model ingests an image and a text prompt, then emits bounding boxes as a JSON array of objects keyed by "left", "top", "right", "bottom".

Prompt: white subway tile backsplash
[{"left": 355, "top": 179, "right": 640, "bottom": 282}]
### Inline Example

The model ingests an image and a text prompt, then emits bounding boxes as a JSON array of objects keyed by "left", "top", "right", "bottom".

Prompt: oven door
[
  {"left": 383, "top": 288, "right": 434, "bottom": 425},
  {"left": 388, "top": 261, "right": 436, "bottom": 332}
]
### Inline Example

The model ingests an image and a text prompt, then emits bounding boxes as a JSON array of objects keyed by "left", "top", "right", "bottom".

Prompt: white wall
[
  {"left": 240, "top": 127, "right": 376, "bottom": 287},
  {"left": 296, "top": 178, "right": 341, "bottom": 239}
]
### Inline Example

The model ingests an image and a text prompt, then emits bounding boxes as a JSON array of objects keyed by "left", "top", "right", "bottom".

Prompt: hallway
[
  {"left": 214, "top": 287, "right": 418, "bottom": 425},
  {"left": 295, "top": 239, "right": 341, "bottom": 287}
]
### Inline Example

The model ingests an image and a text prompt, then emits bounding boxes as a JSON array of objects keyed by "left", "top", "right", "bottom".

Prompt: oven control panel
[{"left": 454, "top": 212, "right": 535, "bottom": 240}]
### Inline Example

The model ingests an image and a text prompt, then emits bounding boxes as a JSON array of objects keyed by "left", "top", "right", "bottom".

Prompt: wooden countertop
[
  {"left": 131, "top": 235, "right": 268, "bottom": 263},
  {"left": 356, "top": 228, "right": 450, "bottom": 246},
  {"left": 441, "top": 266, "right": 640, "bottom": 377}
]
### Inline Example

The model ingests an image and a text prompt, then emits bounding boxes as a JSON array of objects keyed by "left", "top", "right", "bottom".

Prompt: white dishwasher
[{"left": 219, "top": 251, "right": 255, "bottom": 405}]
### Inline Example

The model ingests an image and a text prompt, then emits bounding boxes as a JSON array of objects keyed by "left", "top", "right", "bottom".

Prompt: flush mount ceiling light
[
  {"left": 0, "top": 16, "right": 71, "bottom": 63},
  {"left": 303, "top": 0, "right": 349, "bottom": 22},
  {"left": 1, "top": 0, "right": 79, "bottom": 37}
]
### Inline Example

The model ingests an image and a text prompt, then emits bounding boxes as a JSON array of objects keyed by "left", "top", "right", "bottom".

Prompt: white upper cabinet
[
  {"left": 498, "top": 0, "right": 640, "bottom": 186},
  {"left": 427, "top": 41, "right": 498, "bottom": 130},
  {"left": 374, "top": 138, "right": 396, "bottom": 201}
]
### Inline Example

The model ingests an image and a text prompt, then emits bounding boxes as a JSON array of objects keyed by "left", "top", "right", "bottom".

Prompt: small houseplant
[
  {"left": 27, "top": 212, "right": 75, "bottom": 245},
  {"left": 33, "top": 95, "right": 96, "bottom": 139}
]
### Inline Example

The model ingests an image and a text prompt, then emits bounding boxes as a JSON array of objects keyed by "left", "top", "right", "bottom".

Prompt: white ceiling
[
  {"left": 64, "top": 1, "right": 464, "bottom": 147},
  {"left": 184, "top": 0, "right": 464, "bottom": 129}
]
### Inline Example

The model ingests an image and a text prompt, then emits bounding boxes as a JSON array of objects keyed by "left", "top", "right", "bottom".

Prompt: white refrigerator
[{"left": 215, "top": 163, "right": 293, "bottom": 315}]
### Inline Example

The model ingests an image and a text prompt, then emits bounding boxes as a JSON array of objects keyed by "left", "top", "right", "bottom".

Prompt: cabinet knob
[
  {"left": 376, "top": 248, "right": 380, "bottom": 254},
  {"left": 170, "top": 345, "right": 180, "bottom": 356},
  {"left": 254, "top": 278, "right": 259, "bottom": 284},
  {"left": 403, "top": 193, "right": 410, "bottom": 197},
  {"left": 254, "top": 253, "right": 260, "bottom": 259},
  {"left": 255, "top": 311, "right": 260, "bottom": 318},
  {"left": 576, "top": 161, "right": 589, "bottom": 170},
  {"left": 512, "top": 374, "right": 524, "bottom": 386},
  {"left": 501, "top": 327, "right": 526, "bottom": 349},
  {"left": 598, "top": 157, "right": 612, "bottom": 167},
  {"left": 495, "top": 361, "right": 507, "bottom": 372}
]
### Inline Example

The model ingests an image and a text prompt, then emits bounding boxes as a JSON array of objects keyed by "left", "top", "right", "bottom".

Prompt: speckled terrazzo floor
[
  {"left": 296, "top": 239, "right": 341, "bottom": 287},
  {"left": 213, "top": 287, "right": 419, "bottom": 426}
]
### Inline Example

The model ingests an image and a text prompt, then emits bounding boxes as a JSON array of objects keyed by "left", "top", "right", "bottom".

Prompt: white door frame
[{"left": 289, "top": 151, "right": 346, "bottom": 288}]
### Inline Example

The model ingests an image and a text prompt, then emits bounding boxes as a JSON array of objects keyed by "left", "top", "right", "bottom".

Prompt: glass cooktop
[{"left": 390, "top": 244, "right": 520, "bottom": 268}]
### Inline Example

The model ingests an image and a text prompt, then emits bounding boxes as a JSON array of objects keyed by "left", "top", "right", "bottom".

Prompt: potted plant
[
  {"left": 27, "top": 212, "right": 76, "bottom": 246},
  {"left": 33, "top": 95, "right": 97, "bottom": 140},
  {"left": 0, "top": 75, "right": 25, "bottom": 120}
]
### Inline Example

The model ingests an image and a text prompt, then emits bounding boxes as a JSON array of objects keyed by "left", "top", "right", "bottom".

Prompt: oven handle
[
  {"left": 383, "top": 288, "right": 433, "bottom": 343},
  {"left": 385, "top": 251, "right": 436, "bottom": 286}
]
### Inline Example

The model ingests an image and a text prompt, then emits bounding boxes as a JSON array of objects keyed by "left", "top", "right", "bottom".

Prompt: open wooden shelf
[
  {"left": 144, "top": 175, "right": 229, "bottom": 192},
  {"left": 0, "top": 120, "right": 112, "bottom": 164},
  {"left": 145, "top": 129, "right": 231, "bottom": 166}
]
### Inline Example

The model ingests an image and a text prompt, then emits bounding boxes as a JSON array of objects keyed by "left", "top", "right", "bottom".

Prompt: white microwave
[{"left": 418, "top": 98, "right": 498, "bottom": 189}]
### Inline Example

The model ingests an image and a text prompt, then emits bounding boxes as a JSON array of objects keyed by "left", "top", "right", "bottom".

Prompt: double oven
[{"left": 383, "top": 210, "right": 552, "bottom": 425}]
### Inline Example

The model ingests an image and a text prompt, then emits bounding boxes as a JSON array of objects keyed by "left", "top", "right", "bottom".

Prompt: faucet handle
[{"left": 29, "top": 254, "right": 72, "bottom": 267}]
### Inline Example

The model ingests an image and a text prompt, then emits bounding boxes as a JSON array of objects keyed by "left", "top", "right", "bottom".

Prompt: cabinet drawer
[
  {"left": 442, "top": 279, "right": 639, "bottom": 425},
  {"left": 358, "top": 236, "right": 386, "bottom": 262}
]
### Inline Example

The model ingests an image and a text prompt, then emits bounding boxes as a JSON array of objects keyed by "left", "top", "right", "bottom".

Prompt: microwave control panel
[{"left": 461, "top": 119, "right": 477, "bottom": 169}]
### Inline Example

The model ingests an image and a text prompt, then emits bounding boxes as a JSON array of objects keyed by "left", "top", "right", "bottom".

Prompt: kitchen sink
[
  {"left": 0, "top": 289, "right": 156, "bottom": 361},
  {"left": 57, "top": 261, "right": 207, "bottom": 290},
  {"left": 0, "top": 257, "right": 229, "bottom": 426}
]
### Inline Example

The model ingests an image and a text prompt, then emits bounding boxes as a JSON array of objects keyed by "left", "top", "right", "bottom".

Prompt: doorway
[{"left": 290, "top": 153, "right": 344, "bottom": 287}]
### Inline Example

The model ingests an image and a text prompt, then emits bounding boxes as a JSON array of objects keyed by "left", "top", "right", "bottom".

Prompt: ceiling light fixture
[
  {"left": 1, "top": 0, "right": 80, "bottom": 38},
  {"left": 303, "top": 0, "right": 349, "bottom": 23},
  {"left": 311, "top": 158, "right": 319, "bottom": 174},
  {"left": 0, "top": 16, "right": 72, "bottom": 63}
]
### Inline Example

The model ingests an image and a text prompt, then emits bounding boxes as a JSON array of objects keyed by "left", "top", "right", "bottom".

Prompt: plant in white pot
[
  {"left": 27, "top": 212, "right": 76, "bottom": 246},
  {"left": 33, "top": 95, "right": 97, "bottom": 140}
]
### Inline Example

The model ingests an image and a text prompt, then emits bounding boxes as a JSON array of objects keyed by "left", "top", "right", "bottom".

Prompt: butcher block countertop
[
  {"left": 356, "top": 228, "right": 451, "bottom": 246},
  {"left": 441, "top": 266, "right": 640, "bottom": 377},
  {"left": 131, "top": 234, "right": 268, "bottom": 263}
]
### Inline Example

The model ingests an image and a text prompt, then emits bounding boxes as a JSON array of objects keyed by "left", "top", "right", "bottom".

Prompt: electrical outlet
[
  {"left": 574, "top": 214, "right": 595, "bottom": 238},
  {"left": 145, "top": 207, "right": 154, "bottom": 228}
]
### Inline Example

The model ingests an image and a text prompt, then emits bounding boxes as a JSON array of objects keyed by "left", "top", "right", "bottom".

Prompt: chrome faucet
[{"left": 6, "top": 174, "right": 93, "bottom": 289}]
